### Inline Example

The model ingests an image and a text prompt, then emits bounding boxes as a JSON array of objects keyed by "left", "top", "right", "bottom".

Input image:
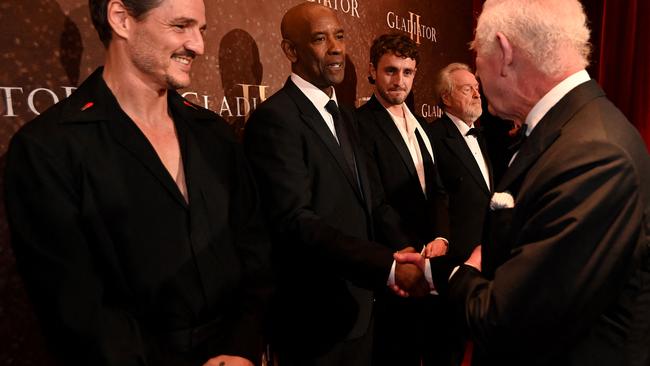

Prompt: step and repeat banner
[{"left": 0, "top": 0, "right": 474, "bottom": 363}]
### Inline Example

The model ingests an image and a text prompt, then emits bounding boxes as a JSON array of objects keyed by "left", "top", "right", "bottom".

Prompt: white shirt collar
[
  {"left": 384, "top": 102, "right": 435, "bottom": 161},
  {"left": 445, "top": 112, "right": 474, "bottom": 136},
  {"left": 385, "top": 103, "right": 427, "bottom": 134},
  {"left": 524, "top": 69, "right": 590, "bottom": 136},
  {"left": 291, "top": 73, "right": 338, "bottom": 108}
]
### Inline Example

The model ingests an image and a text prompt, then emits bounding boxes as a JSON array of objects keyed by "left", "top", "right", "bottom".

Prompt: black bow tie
[{"left": 466, "top": 127, "right": 482, "bottom": 137}]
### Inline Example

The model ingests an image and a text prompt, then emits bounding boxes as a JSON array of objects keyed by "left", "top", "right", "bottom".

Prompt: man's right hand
[{"left": 393, "top": 247, "right": 429, "bottom": 297}]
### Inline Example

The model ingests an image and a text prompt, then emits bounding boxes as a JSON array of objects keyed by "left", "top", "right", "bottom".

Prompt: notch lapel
[
  {"left": 496, "top": 80, "right": 605, "bottom": 193},
  {"left": 284, "top": 79, "right": 364, "bottom": 202},
  {"left": 441, "top": 117, "right": 490, "bottom": 194},
  {"left": 366, "top": 96, "right": 420, "bottom": 182}
]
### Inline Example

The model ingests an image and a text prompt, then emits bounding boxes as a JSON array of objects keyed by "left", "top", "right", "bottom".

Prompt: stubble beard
[{"left": 463, "top": 103, "right": 483, "bottom": 123}]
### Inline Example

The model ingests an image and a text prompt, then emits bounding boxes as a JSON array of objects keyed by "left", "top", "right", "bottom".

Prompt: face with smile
[
  {"left": 370, "top": 52, "right": 416, "bottom": 108},
  {"left": 283, "top": 5, "right": 345, "bottom": 93},
  {"left": 127, "top": 0, "right": 206, "bottom": 90},
  {"left": 443, "top": 69, "right": 482, "bottom": 124}
]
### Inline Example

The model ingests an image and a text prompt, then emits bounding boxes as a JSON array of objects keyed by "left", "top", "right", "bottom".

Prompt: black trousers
[
  {"left": 371, "top": 293, "right": 460, "bottom": 366},
  {"left": 277, "top": 320, "right": 374, "bottom": 366}
]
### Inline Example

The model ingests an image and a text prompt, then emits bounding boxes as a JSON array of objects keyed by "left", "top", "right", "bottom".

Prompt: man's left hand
[{"left": 423, "top": 238, "right": 448, "bottom": 258}]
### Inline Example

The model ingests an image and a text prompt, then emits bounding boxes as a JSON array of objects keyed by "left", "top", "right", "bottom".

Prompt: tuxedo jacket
[
  {"left": 356, "top": 95, "right": 450, "bottom": 248},
  {"left": 244, "top": 79, "right": 408, "bottom": 357},
  {"left": 426, "top": 114, "right": 493, "bottom": 263},
  {"left": 4, "top": 68, "right": 272, "bottom": 366},
  {"left": 436, "top": 80, "right": 650, "bottom": 365}
]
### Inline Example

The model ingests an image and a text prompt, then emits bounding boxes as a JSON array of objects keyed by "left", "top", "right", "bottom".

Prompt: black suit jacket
[
  {"left": 437, "top": 80, "right": 650, "bottom": 365},
  {"left": 426, "top": 114, "right": 492, "bottom": 262},
  {"left": 244, "top": 79, "right": 407, "bottom": 356},
  {"left": 356, "top": 95, "right": 449, "bottom": 248},
  {"left": 4, "top": 68, "right": 272, "bottom": 366}
]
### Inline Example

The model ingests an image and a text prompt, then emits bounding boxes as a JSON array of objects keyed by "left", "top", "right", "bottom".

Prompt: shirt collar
[
  {"left": 291, "top": 73, "right": 338, "bottom": 108},
  {"left": 386, "top": 103, "right": 425, "bottom": 133},
  {"left": 524, "top": 69, "right": 590, "bottom": 136},
  {"left": 445, "top": 111, "right": 474, "bottom": 136}
]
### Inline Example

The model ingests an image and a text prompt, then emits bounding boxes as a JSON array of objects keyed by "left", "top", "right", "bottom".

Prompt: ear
[
  {"left": 368, "top": 62, "right": 377, "bottom": 81},
  {"left": 495, "top": 32, "right": 513, "bottom": 77},
  {"left": 441, "top": 93, "right": 451, "bottom": 107},
  {"left": 107, "top": 0, "right": 131, "bottom": 41},
  {"left": 281, "top": 39, "right": 297, "bottom": 63}
]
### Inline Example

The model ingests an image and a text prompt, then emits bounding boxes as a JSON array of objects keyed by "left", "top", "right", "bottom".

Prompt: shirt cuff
[
  {"left": 434, "top": 237, "right": 449, "bottom": 245},
  {"left": 387, "top": 260, "right": 396, "bottom": 286},
  {"left": 449, "top": 265, "right": 460, "bottom": 280},
  {"left": 425, "top": 259, "right": 438, "bottom": 295}
]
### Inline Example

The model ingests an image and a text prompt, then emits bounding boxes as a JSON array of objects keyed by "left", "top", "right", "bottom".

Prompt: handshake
[
  {"left": 390, "top": 238, "right": 447, "bottom": 298},
  {"left": 390, "top": 240, "right": 482, "bottom": 298}
]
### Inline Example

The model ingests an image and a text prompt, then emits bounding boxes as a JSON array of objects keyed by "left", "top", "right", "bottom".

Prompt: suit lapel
[
  {"left": 284, "top": 79, "right": 364, "bottom": 202},
  {"left": 497, "top": 80, "right": 605, "bottom": 193},
  {"left": 367, "top": 96, "right": 419, "bottom": 181},
  {"left": 441, "top": 116, "right": 490, "bottom": 194},
  {"left": 343, "top": 106, "right": 374, "bottom": 215},
  {"left": 476, "top": 130, "right": 494, "bottom": 191}
]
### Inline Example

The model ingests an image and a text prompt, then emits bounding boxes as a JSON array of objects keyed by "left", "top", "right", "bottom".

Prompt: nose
[
  {"left": 394, "top": 72, "right": 404, "bottom": 85},
  {"left": 186, "top": 27, "right": 205, "bottom": 56},
  {"left": 328, "top": 36, "right": 344, "bottom": 55},
  {"left": 472, "top": 86, "right": 480, "bottom": 98}
]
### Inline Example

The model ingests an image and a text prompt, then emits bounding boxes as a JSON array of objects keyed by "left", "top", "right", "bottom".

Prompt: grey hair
[
  {"left": 434, "top": 62, "right": 473, "bottom": 108},
  {"left": 470, "top": 0, "right": 591, "bottom": 76}
]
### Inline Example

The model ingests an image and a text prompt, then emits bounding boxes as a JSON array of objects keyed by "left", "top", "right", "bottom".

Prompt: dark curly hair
[
  {"left": 368, "top": 33, "right": 419, "bottom": 84},
  {"left": 89, "top": 0, "right": 163, "bottom": 47}
]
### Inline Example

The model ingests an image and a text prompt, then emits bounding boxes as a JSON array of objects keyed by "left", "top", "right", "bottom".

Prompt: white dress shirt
[
  {"left": 291, "top": 73, "right": 340, "bottom": 142},
  {"left": 446, "top": 112, "right": 491, "bottom": 191},
  {"left": 524, "top": 69, "right": 591, "bottom": 136},
  {"left": 382, "top": 102, "right": 444, "bottom": 295},
  {"left": 509, "top": 70, "right": 591, "bottom": 166},
  {"left": 386, "top": 103, "right": 435, "bottom": 195}
]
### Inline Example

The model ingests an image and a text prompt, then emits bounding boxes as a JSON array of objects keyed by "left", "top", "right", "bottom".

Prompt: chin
[
  {"left": 166, "top": 76, "right": 191, "bottom": 90},
  {"left": 327, "top": 76, "right": 345, "bottom": 86}
]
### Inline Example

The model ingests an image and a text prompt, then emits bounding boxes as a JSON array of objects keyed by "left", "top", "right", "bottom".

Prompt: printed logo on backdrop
[
  {"left": 386, "top": 11, "right": 437, "bottom": 44},
  {"left": 1, "top": 86, "right": 77, "bottom": 117},
  {"left": 1, "top": 85, "right": 267, "bottom": 121},
  {"left": 307, "top": 0, "right": 360, "bottom": 18}
]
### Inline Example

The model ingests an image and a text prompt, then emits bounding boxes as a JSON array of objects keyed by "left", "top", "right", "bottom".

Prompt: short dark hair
[
  {"left": 370, "top": 33, "right": 419, "bottom": 68},
  {"left": 89, "top": 0, "right": 163, "bottom": 47},
  {"left": 368, "top": 33, "right": 419, "bottom": 84}
]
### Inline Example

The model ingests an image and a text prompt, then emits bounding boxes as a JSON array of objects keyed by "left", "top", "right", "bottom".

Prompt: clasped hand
[{"left": 391, "top": 239, "right": 448, "bottom": 298}]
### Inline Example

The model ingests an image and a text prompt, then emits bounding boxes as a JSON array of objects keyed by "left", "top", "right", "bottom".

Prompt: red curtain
[{"left": 595, "top": 0, "right": 650, "bottom": 151}]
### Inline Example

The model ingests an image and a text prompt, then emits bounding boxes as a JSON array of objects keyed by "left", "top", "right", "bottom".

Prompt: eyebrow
[
  {"left": 311, "top": 27, "right": 344, "bottom": 35},
  {"left": 170, "top": 17, "right": 207, "bottom": 30}
]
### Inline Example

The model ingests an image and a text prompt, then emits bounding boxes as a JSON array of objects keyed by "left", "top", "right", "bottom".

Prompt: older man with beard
[{"left": 426, "top": 63, "right": 492, "bottom": 267}]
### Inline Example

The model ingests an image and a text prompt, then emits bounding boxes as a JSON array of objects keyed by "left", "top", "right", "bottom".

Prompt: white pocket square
[{"left": 490, "top": 191, "right": 515, "bottom": 210}]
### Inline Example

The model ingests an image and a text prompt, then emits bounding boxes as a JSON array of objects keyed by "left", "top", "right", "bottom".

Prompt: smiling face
[
  {"left": 126, "top": 0, "right": 206, "bottom": 90},
  {"left": 284, "top": 5, "right": 345, "bottom": 93},
  {"left": 370, "top": 52, "right": 416, "bottom": 107}
]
